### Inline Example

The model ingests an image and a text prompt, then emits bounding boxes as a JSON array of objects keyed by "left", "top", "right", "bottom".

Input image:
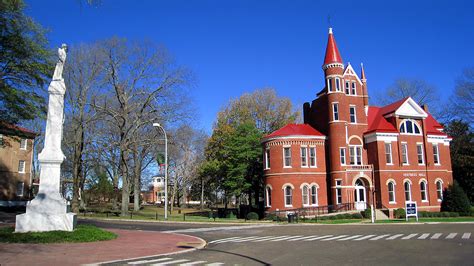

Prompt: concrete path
[{"left": 0, "top": 229, "right": 206, "bottom": 266}]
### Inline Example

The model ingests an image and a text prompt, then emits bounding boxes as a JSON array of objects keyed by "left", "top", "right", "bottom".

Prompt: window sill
[
  {"left": 421, "top": 200, "right": 428, "bottom": 203},
  {"left": 18, "top": 172, "right": 25, "bottom": 174},
  {"left": 309, "top": 166, "right": 317, "bottom": 168},
  {"left": 284, "top": 205, "right": 293, "bottom": 208},
  {"left": 386, "top": 163, "right": 394, "bottom": 166},
  {"left": 402, "top": 164, "right": 409, "bottom": 166},
  {"left": 437, "top": 199, "right": 442, "bottom": 202},
  {"left": 389, "top": 201, "right": 396, "bottom": 204},
  {"left": 283, "top": 166, "right": 292, "bottom": 169},
  {"left": 418, "top": 163, "right": 425, "bottom": 166},
  {"left": 434, "top": 163, "right": 441, "bottom": 166}
]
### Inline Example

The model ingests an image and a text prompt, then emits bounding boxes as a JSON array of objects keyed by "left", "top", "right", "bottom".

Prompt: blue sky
[{"left": 25, "top": 0, "right": 474, "bottom": 132}]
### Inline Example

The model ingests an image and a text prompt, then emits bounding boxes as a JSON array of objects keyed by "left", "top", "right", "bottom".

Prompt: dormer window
[{"left": 399, "top": 119, "right": 421, "bottom": 135}]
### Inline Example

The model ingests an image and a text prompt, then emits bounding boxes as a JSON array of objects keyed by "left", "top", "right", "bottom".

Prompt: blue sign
[{"left": 405, "top": 201, "right": 418, "bottom": 221}]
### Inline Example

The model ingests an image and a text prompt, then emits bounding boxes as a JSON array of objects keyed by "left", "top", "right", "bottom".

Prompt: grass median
[{"left": 0, "top": 225, "right": 117, "bottom": 244}]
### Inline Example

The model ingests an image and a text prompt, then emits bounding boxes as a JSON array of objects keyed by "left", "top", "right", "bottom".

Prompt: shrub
[
  {"left": 351, "top": 213, "right": 363, "bottom": 219},
  {"left": 394, "top": 208, "right": 406, "bottom": 219},
  {"left": 329, "top": 215, "right": 337, "bottom": 220},
  {"left": 362, "top": 207, "right": 371, "bottom": 219},
  {"left": 246, "top": 212, "right": 259, "bottom": 220},
  {"left": 264, "top": 213, "right": 276, "bottom": 221},
  {"left": 441, "top": 182, "right": 471, "bottom": 216}
]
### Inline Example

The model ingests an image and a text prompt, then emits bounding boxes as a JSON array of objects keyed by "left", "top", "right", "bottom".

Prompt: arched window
[
  {"left": 266, "top": 186, "right": 272, "bottom": 207},
  {"left": 436, "top": 180, "right": 443, "bottom": 201},
  {"left": 400, "top": 119, "right": 422, "bottom": 135},
  {"left": 420, "top": 181, "right": 428, "bottom": 201},
  {"left": 311, "top": 185, "right": 318, "bottom": 205},
  {"left": 285, "top": 186, "right": 293, "bottom": 206},
  {"left": 388, "top": 181, "right": 395, "bottom": 203},
  {"left": 404, "top": 181, "right": 412, "bottom": 202},
  {"left": 302, "top": 185, "right": 309, "bottom": 206}
]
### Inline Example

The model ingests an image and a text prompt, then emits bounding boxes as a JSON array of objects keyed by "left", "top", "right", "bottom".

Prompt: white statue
[{"left": 15, "top": 43, "right": 76, "bottom": 232}]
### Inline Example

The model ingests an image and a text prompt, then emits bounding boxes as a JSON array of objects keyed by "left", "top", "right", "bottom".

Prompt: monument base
[{"left": 15, "top": 192, "right": 76, "bottom": 233}]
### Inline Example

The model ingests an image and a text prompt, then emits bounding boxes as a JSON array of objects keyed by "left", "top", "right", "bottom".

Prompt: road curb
[
  {"left": 90, "top": 232, "right": 207, "bottom": 265},
  {"left": 79, "top": 216, "right": 272, "bottom": 225}
]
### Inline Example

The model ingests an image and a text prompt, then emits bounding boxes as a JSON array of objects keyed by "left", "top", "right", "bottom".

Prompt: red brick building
[{"left": 262, "top": 28, "right": 453, "bottom": 217}]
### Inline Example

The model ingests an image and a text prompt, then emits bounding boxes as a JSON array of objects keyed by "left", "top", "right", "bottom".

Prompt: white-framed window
[
  {"left": 16, "top": 182, "right": 24, "bottom": 197},
  {"left": 332, "top": 103, "right": 339, "bottom": 121},
  {"left": 433, "top": 144, "right": 440, "bottom": 165},
  {"left": 351, "top": 82, "right": 356, "bottom": 95},
  {"left": 18, "top": 160, "right": 26, "bottom": 173},
  {"left": 400, "top": 119, "right": 422, "bottom": 135},
  {"left": 335, "top": 180, "right": 342, "bottom": 204},
  {"left": 284, "top": 186, "right": 293, "bottom": 207},
  {"left": 349, "top": 145, "right": 362, "bottom": 165},
  {"left": 349, "top": 106, "right": 356, "bottom": 123},
  {"left": 265, "top": 148, "right": 270, "bottom": 169},
  {"left": 345, "top": 81, "right": 350, "bottom": 94},
  {"left": 309, "top": 147, "right": 316, "bottom": 167},
  {"left": 420, "top": 181, "right": 428, "bottom": 202},
  {"left": 417, "top": 143, "right": 424, "bottom": 165},
  {"left": 300, "top": 146, "right": 308, "bottom": 167},
  {"left": 20, "top": 138, "right": 27, "bottom": 150},
  {"left": 311, "top": 185, "right": 318, "bottom": 206},
  {"left": 340, "top": 148, "right": 346, "bottom": 165},
  {"left": 302, "top": 185, "right": 310, "bottom": 206},
  {"left": 436, "top": 180, "right": 443, "bottom": 201},
  {"left": 327, "top": 78, "right": 332, "bottom": 92},
  {"left": 385, "top": 143, "right": 393, "bottom": 165},
  {"left": 335, "top": 78, "right": 341, "bottom": 92},
  {"left": 283, "top": 147, "right": 291, "bottom": 168},
  {"left": 266, "top": 186, "right": 272, "bottom": 207},
  {"left": 401, "top": 143, "right": 409, "bottom": 165},
  {"left": 404, "top": 181, "right": 412, "bottom": 202},
  {"left": 388, "top": 181, "right": 396, "bottom": 203}
]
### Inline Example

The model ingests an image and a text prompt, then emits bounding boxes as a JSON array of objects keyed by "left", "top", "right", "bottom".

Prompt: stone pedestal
[{"left": 15, "top": 68, "right": 77, "bottom": 232}]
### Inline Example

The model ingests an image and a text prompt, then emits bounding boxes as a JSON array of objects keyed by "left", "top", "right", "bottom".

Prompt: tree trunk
[
  {"left": 133, "top": 142, "right": 142, "bottom": 211},
  {"left": 200, "top": 176, "right": 204, "bottom": 210},
  {"left": 71, "top": 121, "right": 84, "bottom": 213},
  {"left": 120, "top": 149, "right": 130, "bottom": 216}
]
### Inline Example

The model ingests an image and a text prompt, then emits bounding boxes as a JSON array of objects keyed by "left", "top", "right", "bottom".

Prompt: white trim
[
  {"left": 364, "top": 132, "right": 398, "bottom": 143},
  {"left": 300, "top": 146, "right": 308, "bottom": 168},
  {"left": 339, "top": 147, "right": 346, "bottom": 166},
  {"left": 427, "top": 135, "right": 451, "bottom": 146},
  {"left": 399, "top": 119, "right": 423, "bottom": 135},
  {"left": 332, "top": 102, "right": 339, "bottom": 121},
  {"left": 343, "top": 64, "right": 363, "bottom": 85},
  {"left": 283, "top": 146, "right": 292, "bottom": 168},
  {"left": 282, "top": 183, "right": 295, "bottom": 190},
  {"left": 309, "top": 146, "right": 317, "bottom": 168},
  {"left": 264, "top": 148, "right": 270, "bottom": 170},
  {"left": 401, "top": 142, "right": 409, "bottom": 165},
  {"left": 265, "top": 172, "right": 327, "bottom": 176},
  {"left": 432, "top": 143, "right": 441, "bottom": 165},
  {"left": 262, "top": 135, "right": 326, "bottom": 143},
  {"left": 391, "top": 97, "right": 428, "bottom": 118},
  {"left": 416, "top": 143, "right": 425, "bottom": 165},
  {"left": 349, "top": 105, "right": 357, "bottom": 124}
]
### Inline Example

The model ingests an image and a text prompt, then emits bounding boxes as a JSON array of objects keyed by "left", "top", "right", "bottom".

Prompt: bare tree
[{"left": 451, "top": 68, "right": 474, "bottom": 125}]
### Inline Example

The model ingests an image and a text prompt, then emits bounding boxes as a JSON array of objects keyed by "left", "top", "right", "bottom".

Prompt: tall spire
[
  {"left": 360, "top": 63, "right": 367, "bottom": 81},
  {"left": 322, "top": 27, "right": 343, "bottom": 69}
]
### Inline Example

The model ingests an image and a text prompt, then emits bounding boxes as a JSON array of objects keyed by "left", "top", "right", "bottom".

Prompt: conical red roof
[{"left": 323, "top": 28, "right": 343, "bottom": 66}]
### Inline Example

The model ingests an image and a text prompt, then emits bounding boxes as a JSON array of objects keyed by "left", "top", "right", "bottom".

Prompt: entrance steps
[{"left": 375, "top": 209, "right": 390, "bottom": 220}]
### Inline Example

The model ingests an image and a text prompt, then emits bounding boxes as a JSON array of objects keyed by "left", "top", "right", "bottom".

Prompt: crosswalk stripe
[
  {"left": 152, "top": 259, "right": 189, "bottom": 265},
  {"left": 128, "top": 258, "right": 172, "bottom": 264},
  {"left": 271, "top": 235, "right": 304, "bottom": 242},
  {"left": 402, "top": 234, "right": 418, "bottom": 240},
  {"left": 209, "top": 236, "right": 242, "bottom": 244},
  {"left": 446, "top": 233, "right": 457, "bottom": 239},
  {"left": 430, "top": 233, "right": 442, "bottom": 239},
  {"left": 386, "top": 234, "right": 404, "bottom": 240},
  {"left": 304, "top": 235, "right": 333, "bottom": 241},
  {"left": 462, "top": 233, "right": 471, "bottom": 239},
  {"left": 251, "top": 236, "right": 279, "bottom": 242},
  {"left": 353, "top": 235, "right": 376, "bottom": 241},
  {"left": 370, "top": 234, "right": 390, "bottom": 241},
  {"left": 180, "top": 261, "right": 207, "bottom": 265},
  {"left": 233, "top": 236, "right": 267, "bottom": 242},
  {"left": 253, "top": 235, "right": 289, "bottom": 242},
  {"left": 321, "top": 235, "right": 349, "bottom": 241},
  {"left": 288, "top": 235, "right": 319, "bottom": 241},
  {"left": 206, "top": 263, "right": 225, "bottom": 266},
  {"left": 418, "top": 233, "right": 430, "bottom": 239},
  {"left": 337, "top": 235, "right": 362, "bottom": 241}
]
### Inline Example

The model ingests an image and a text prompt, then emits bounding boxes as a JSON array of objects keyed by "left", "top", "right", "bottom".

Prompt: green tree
[
  {"left": 444, "top": 120, "right": 474, "bottom": 203},
  {"left": 441, "top": 182, "right": 471, "bottom": 215},
  {"left": 0, "top": 0, "right": 52, "bottom": 123}
]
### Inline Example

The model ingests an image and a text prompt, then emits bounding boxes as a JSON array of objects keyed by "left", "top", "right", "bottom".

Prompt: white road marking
[
  {"left": 152, "top": 259, "right": 189, "bottom": 265},
  {"left": 430, "top": 233, "right": 442, "bottom": 239},
  {"left": 386, "top": 234, "right": 404, "bottom": 240},
  {"left": 288, "top": 235, "right": 319, "bottom": 241},
  {"left": 401, "top": 234, "right": 418, "bottom": 240},
  {"left": 337, "top": 235, "right": 362, "bottom": 241},
  {"left": 250, "top": 236, "right": 279, "bottom": 242},
  {"left": 271, "top": 235, "right": 304, "bottom": 242},
  {"left": 304, "top": 235, "right": 334, "bottom": 241},
  {"left": 462, "top": 233, "right": 471, "bottom": 239},
  {"left": 418, "top": 233, "right": 430, "bottom": 239},
  {"left": 163, "top": 224, "right": 275, "bottom": 233},
  {"left": 446, "top": 233, "right": 457, "bottom": 239},
  {"left": 180, "top": 261, "right": 207, "bottom": 265},
  {"left": 232, "top": 236, "right": 267, "bottom": 242},
  {"left": 206, "top": 263, "right": 225, "bottom": 266},
  {"left": 369, "top": 234, "right": 390, "bottom": 241},
  {"left": 128, "top": 258, "right": 172, "bottom": 264},
  {"left": 353, "top": 235, "right": 376, "bottom": 241},
  {"left": 253, "top": 235, "right": 290, "bottom": 242},
  {"left": 209, "top": 236, "right": 242, "bottom": 244},
  {"left": 321, "top": 235, "right": 349, "bottom": 241}
]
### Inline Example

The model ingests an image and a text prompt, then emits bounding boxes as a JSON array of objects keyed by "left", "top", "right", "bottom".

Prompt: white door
[{"left": 354, "top": 180, "right": 366, "bottom": 210}]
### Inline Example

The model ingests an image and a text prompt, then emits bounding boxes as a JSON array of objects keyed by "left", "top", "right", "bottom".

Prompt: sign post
[{"left": 405, "top": 201, "right": 418, "bottom": 222}]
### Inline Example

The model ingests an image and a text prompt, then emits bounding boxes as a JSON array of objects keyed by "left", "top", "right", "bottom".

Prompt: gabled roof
[
  {"left": 366, "top": 107, "right": 398, "bottom": 134},
  {"left": 379, "top": 97, "right": 409, "bottom": 115},
  {"left": 379, "top": 97, "right": 428, "bottom": 118},
  {"left": 425, "top": 113, "right": 445, "bottom": 136},
  {"left": 264, "top": 124, "right": 325, "bottom": 140},
  {"left": 343, "top": 63, "right": 363, "bottom": 85},
  {"left": 0, "top": 121, "right": 38, "bottom": 138},
  {"left": 323, "top": 28, "right": 343, "bottom": 66}
]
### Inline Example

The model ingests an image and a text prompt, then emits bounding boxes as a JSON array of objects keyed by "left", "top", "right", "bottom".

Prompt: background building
[
  {"left": 263, "top": 28, "right": 453, "bottom": 217},
  {"left": 0, "top": 123, "right": 37, "bottom": 207}
]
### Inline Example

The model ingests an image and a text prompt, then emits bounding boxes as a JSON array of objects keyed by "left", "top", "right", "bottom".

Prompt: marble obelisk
[{"left": 15, "top": 44, "right": 76, "bottom": 232}]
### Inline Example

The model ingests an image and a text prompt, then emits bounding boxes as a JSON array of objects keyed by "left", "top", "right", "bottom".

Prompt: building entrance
[{"left": 354, "top": 179, "right": 367, "bottom": 210}]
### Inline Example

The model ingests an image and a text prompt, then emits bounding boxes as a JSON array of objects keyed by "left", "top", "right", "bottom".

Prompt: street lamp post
[{"left": 153, "top": 123, "right": 168, "bottom": 220}]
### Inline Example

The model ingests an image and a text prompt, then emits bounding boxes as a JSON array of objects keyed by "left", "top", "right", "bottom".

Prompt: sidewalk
[{"left": 0, "top": 229, "right": 206, "bottom": 266}]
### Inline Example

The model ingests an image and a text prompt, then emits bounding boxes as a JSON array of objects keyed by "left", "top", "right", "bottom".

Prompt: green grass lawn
[
  {"left": 374, "top": 217, "right": 474, "bottom": 223},
  {"left": 0, "top": 225, "right": 117, "bottom": 244}
]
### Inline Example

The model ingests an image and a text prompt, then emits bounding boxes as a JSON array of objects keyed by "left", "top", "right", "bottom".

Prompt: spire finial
[
  {"left": 329, "top": 27, "right": 333, "bottom": 34},
  {"left": 360, "top": 62, "right": 367, "bottom": 81}
]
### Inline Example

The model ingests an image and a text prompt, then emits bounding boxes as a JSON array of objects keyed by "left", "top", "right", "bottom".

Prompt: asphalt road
[{"left": 84, "top": 219, "right": 474, "bottom": 266}]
